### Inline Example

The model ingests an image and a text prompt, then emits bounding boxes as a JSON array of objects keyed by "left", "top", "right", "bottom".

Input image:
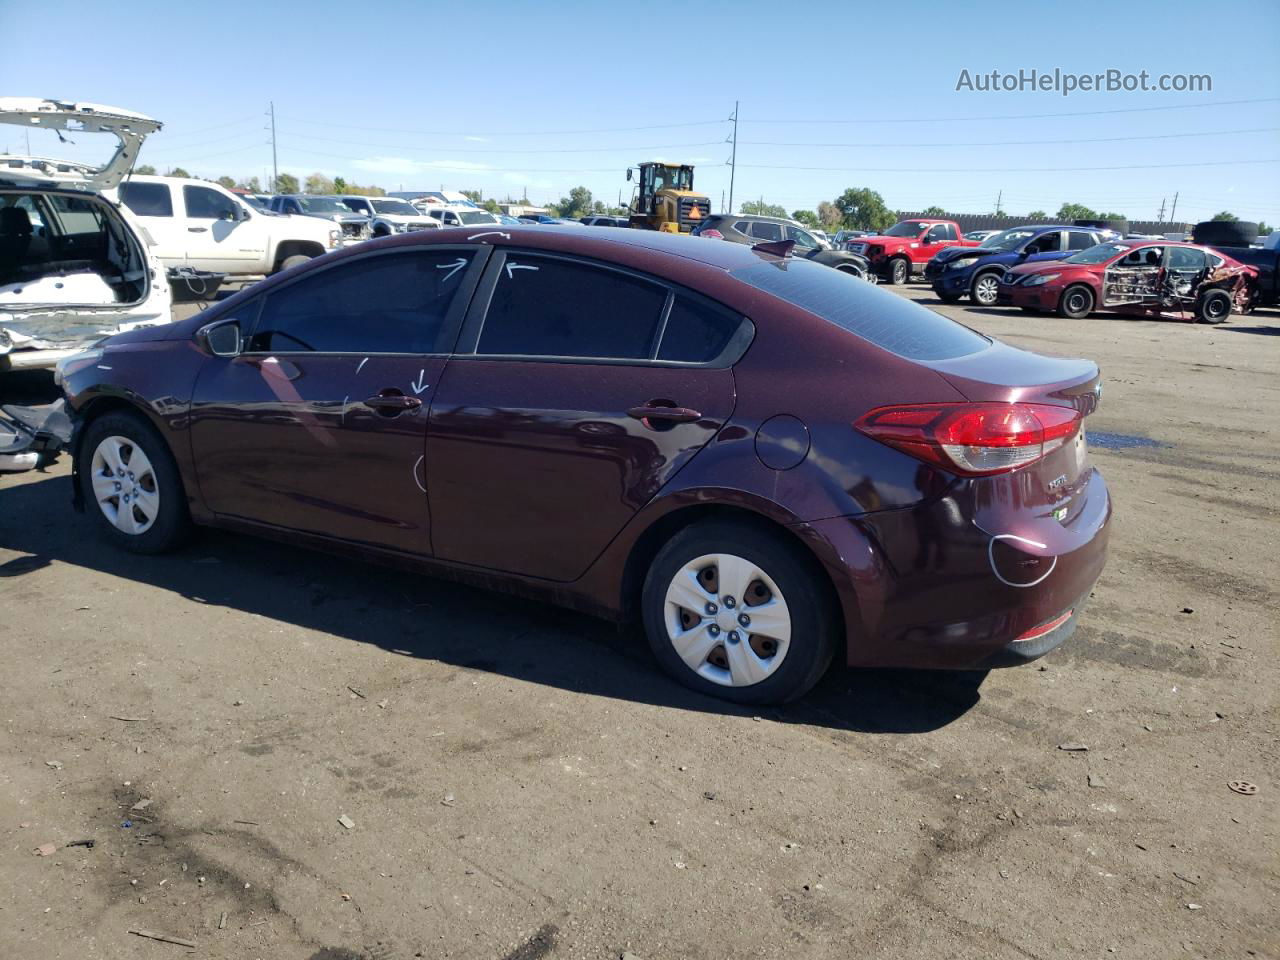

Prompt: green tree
[
  {"left": 1056, "top": 202, "right": 1097, "bottom": 221},
  {"left": 740, "top": 200, "right": 787, "bottom": 218},
  {"left": 1098, "top": 211, "right": 1125, "bottom": 219},
  {"left": 483, "top": 199, "right": 501, "bottom": 214},
  {"left": 274, "top": 172, "right": 300, "bottom": 194},
  {"left": 834, "top": 187, "right": 895, "bottom": 232},
  {"left": 921, "top": 205, "right": 947, "bottom": 217},
  {"left": 791, "top": 209, "right": 819, "bottom": 228},
  {"left": 461, "top": 189, "right": 484, "bottom": 204},
  {"left": 1258, "top": 220, "right": 1272, "bottom": 235},
  {"left": 332, "top": 176, "right": 348, "bottom": 194},
  {"left": 304, "top": 172, "right": 335, "bottom": 195},
  {"left": 237, "top": 176, "right": 262, "bottom": 193},
  {"left": 1027, "top": 210, "right": 1047, "bottom": 219},
  {"left": 556, "top": 186, "right": 594, "bottom": 219},
  {"left": 216, "top": 175, "right": 237, "bottom": 189},
  {"left": 135, "top": 164, "right": 156, "bottom": 175},
  {"left": 166, "top": 166, "right": 190, "bottom": 178},
  {"left": 816, "top": 201, "right": 842, "bottom": 231},
  {"left": 1211, "top": 211, "right": 1238, "bottom": 222}
]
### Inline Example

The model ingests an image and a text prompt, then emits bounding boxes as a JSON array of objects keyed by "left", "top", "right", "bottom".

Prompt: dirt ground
[{"left": 1, "top": 283, "right": 1276, "bottom": 960}]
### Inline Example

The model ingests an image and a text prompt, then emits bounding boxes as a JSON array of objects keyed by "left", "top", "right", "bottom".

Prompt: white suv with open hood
[{"left": 1, "top": 98, "right": 172, "bottom": 371}]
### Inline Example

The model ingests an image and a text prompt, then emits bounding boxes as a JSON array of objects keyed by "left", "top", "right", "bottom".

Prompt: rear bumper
[
  {"left": 0, "top": 347, "right": 83, "bottom": 371},
  {"left": 795, "top": 468, "right": 1112, "bottom": 671}
]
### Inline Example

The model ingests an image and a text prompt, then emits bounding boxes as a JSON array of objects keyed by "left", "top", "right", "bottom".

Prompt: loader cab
[{"left": 627, "top": 162, "right": 706, "bottom": 232}]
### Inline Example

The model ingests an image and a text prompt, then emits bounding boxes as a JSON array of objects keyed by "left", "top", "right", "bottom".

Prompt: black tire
[
  {"left": 372, "top": 226, "right": 390, "bottom": 238},
  {"left": 888, "top": 257, "right": 910, "bottom": 285},
  {"left": 1195, "top": 288, "right": 1233, "bottom": 324},
  {"left": 79, "top": 411, "right": 191, "bottom": 554},
  {"left": 1191, "top": 220, "right": 1259, "bottom": 249},
  {"left": 936, "top": 290, "right": 962, "bottom": 304},
  {"left": 836, "top": 263, "right": 867, "bottom": 281},
  {"left": 641, "top": 520, "right": 838, "bottom": 705},
  {"left": 278, "top": 254, "right": 314, "bottom": 272},
  {"left": 969, "top": 270, "right": 1003, "bottom": 307},
  {"left": 1058, "top": 284, "right": 1095, "bottom": 319}
]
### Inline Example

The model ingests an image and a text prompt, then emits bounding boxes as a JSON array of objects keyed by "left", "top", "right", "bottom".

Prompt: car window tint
[
  {"left": 183, "top": 186, "right": 238, "bottom": 220},
  {"left": 478, "top": 256, "right": 665, "bottom": 359},
  {"left": 1166, "top": 246, "right": 1206, "bottom": 270},
  {"left": 119, "top": 182, "right": 174, "bottom": 218},
  {"left": 732, "top": 220, "right": 754, "bottom": 236},
  {"left": 732, "top": 259, "right": 988, "bottom": 361},
  {"left": 785, "top": 225, "right": 819, "bottom": 249},
  {"left": 1067, "top": 231, "right": 1095, "bottom": 250},
  {"left": 48, "top": 194, "right": 104, "bottom": 233},
  {"left": 657, "top": 296, "right": 741, "bottom": 363},
  {"left": 750, "top": 221, "right": 783, "bottom": 242},
  {"left": 248, "top": 250, "right": 473, "bottom": 354},
  {"left": 926, "top": 224, "right": 948, "bottom": 242},
  {"left": 1025, "top": 232, "right": 1061, "bottom": 254}
]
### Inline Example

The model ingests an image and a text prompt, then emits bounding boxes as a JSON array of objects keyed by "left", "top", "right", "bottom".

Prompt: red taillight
[
  {"left": 1016, "top": 609, "right": 1074, "bottom": 642},
  {"left": 854, "top": 402, "right": 1081, "bottom": 476}
]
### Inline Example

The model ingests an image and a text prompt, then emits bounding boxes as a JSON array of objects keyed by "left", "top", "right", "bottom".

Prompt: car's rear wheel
[
  {"left": 279, "top": 254, "right": 314, "bottom": 272},
  {"left": 642, "top": 521, "right": 837, "bottom": 704},
  {"left": 1058, "top": 284, "right": 1094, "bottom": 319},
  {"left": 1195, "top": 288, "right": 1232, "bottom": 324},
  {"left": 80, "top": 411, "right": 191, "bottom": 554},
  {"left": 888, "top": 257, "right": 910, "bottom": 285},
  {"left": 970, "top": 271, "right": 1002, "bottom": 306}
]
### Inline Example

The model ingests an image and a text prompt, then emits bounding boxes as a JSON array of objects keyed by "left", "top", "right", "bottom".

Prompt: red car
[
  {"left": 847, "top": 219, "right": 978, "bottom": 285},
  {"left": 57, "top": 227, "right": 1111, "bottom": 704},
  {"left": 998, "top": 240, "right": 1257, "bottom": 323}
]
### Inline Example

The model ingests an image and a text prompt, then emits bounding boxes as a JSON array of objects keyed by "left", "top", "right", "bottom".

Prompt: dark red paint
[{"left": 63, "top": 226, "right": 1111, "bottom": 671}]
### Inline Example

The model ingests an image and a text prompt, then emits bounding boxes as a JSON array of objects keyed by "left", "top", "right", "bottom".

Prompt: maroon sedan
[
  {"left": 57, "top": 227, "right": 1111, "bottom": 703},
  {"left": 998, "top": 240, "right": 1257, "bottom": 323}
]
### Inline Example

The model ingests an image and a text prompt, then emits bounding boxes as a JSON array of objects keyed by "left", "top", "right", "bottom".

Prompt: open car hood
[{"left": 0, "top": 98, "right": 161, "bottom": 191}]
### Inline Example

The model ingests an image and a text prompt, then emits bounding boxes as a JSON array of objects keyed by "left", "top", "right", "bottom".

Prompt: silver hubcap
[
  {"left": 663, "top": 553, "right": 791, "bottom": 687},
  {"left": 974, "top": 275, "right": 998, "bottom": 304},
  {"left": 90, "top": 435, "right": 159, "bottom": 535}
]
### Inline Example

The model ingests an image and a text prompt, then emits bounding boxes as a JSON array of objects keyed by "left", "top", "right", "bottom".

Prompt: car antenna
[{"left": 752, "top": 239, "right": 795, "bottom": 259}]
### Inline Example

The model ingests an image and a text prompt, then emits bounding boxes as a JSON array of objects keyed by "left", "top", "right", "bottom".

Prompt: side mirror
[
  {"left": 199, "top": 319, "right": 242, "bottom": 357},
  {"left": 626, "top": 168, "right": 633, "bottom": 181}
]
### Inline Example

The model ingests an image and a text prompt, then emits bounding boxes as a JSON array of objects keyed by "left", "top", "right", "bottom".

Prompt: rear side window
[
  {"left": 120, "top": 182, "right": 173, "bottom": 217},
  {"left": 48, "top": 194, "right": 105, "bottom": 233},
  {"left": 1067, "top": 231, "right": 1095, "bottom": 250},
  {"left": 732, "top": 259, "right": 989, "bottom": 361},
  {"left": 749, "top": 221, "right": 783, "bottom": 242},
  {"left": 657, "top": 297, "right": 742, "bottom": 362},
  {"left": 247, "top": 250, "right": 474, "bottom": 354},
  {"left": 477, "top": 255, "right": 666, "bottom": 359}
]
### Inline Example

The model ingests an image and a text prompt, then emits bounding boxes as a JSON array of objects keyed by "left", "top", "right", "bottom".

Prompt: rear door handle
[
  {"left": 365, "top": 394, "right": 422, "bottom": 412},
  {"left": 188, "top": 227, "right": 208, "bottom": 233},
  {"left": 627, "top": 404, "right": 701, "bottom": 424}
]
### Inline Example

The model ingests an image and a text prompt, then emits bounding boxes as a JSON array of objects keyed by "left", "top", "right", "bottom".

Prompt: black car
[
  {"left": 579, "top": 215, "right": 630, "bottom": 227},
  {"left": 693, "top": 214, "right": 870, "bottom": 279}
]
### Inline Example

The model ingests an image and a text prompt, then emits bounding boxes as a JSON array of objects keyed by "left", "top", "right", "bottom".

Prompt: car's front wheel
[
  {"left": 642, "top": 521, "right": 837, "bottom": 704},
  {"left": 888, "top": 257, "right": 910, "bottom": 285},
  {"left": 1058, "top": 284, "right": 1095, "bottom": 319},
  {"left": 970, "top": 271, "right": 1002, "bottom": 307},
  {"left": 1195, "top": 288, "right": 1232, "bottom": 324},
  {"left": 80, "top": 411, "right": 191, "bottom": 554}
]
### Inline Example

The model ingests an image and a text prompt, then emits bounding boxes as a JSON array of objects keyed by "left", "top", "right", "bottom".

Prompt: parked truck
[
  {"left": 846, "top": 219, "right": 979, "bottom": 285},
  {"left": 1193, "top": 220, "right": 1280, "bottom": 309}
]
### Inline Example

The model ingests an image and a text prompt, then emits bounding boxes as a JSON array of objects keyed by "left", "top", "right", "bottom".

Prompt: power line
[
  {"left": 275, "top": 115, "right": 730, "bottom": 137},
  {"left": 740, "top": 127, "right": 1280, "bottom": 149},
  {"left": 748, "top": 96, "right": 1280, "bottom": 124},
  {"left": 740, "top": 158, "right": 1280, "bottom": 173},
  {"left": 277, "top": 131, "right": 728, "bottom": 154}
]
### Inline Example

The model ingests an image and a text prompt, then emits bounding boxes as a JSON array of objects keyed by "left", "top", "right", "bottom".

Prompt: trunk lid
[{"left": 0, "top": 98, "right": 161, "bottom": 191}]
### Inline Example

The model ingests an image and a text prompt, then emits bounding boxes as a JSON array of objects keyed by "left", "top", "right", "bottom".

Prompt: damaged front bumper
[{"left": 0, "top": 399, "right": 72, "bottom": 473}]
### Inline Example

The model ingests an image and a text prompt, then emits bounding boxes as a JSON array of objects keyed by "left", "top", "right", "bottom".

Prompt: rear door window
[
  {"left": 657, "top": 296, "right": 742, "bottom": 363},
  {"left": 119, "top": 182, "right": 174, "bottom": 218},
  {"left": 476, "top": 255, "right": 666, "bottom": 359},
  {"left": 732, "top": 258, "right": 988, "bottom": 361},
  {"left": 247, "top": 250, "right": 476, "bottom": 354},
  {"left": 1066, "top": 230, "right": 1096, "bottom": 251}
]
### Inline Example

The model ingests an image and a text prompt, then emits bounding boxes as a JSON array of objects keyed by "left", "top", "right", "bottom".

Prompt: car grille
[
  {"left": 678, "top": 197, "right": 711, "bottom": 231},
  {"left": 404, "top": 223, "right": 433, "bottom": 232},
  {"left": 924, "top": 260, "right": 944, "bottom": 279}
]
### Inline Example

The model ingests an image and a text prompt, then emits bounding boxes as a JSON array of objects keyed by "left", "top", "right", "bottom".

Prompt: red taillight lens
[
  {"left": 699, "top": 228, "right": 725, "bottom": 240},
  {"left": 854, "top": 402, "right": 1081, "bottom": 476}
]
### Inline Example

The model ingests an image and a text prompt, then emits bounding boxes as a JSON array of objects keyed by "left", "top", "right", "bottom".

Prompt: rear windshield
[{"left": 731, "top": 259, "right": 989, "bottom": 361}]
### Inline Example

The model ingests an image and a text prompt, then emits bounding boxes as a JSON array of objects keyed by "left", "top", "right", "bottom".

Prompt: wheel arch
[
  {"left": 272, "top": 240, "right": 326, "bottom": 272},
  {"left": 617, "top": 501, "right": 852, "bottom": 660},
  {"left": 70, "top": 393, "right": 178, "bottom": 513}
]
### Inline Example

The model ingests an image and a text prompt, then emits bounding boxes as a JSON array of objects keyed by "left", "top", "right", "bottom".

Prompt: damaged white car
[{"left": 1, "top": 98, "right": 172, "bottom": 372}]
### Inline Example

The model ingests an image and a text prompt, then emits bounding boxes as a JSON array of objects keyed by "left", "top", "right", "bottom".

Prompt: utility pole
[
  {"left": 1157, "top": 198, "right": 1166, "bottom": 223},
  {"left": 268, "top": 101, "right": 278, "bottom": 193},
  {"left": 995, "top": 189, "right": 1003, "bottom": 216},
  {"left": 1169, "top": 191, "right": 1179, "bottom": 226},
  {"left": 728, "top": 100, "right": 739, "bottom": 216}
]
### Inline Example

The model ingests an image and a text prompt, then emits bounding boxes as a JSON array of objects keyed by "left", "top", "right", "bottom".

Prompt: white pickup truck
[{"left": 117, "top": 176, "right": 343, "bottom": 276}]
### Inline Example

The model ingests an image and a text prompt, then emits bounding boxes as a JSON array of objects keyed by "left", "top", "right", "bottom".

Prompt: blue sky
[{"left": 3, "top": 0, "right": 1278, "bottom": 223}]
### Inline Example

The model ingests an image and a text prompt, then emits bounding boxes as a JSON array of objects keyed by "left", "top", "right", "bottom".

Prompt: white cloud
[{"left": 464, "top": 136, "right": 489, "bottom": 142}]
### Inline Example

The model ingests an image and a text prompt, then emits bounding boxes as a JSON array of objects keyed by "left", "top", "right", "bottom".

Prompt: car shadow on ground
[
  {"left": 0, "top": 472, "right": 986, "bottom": 735},
  {"left": 1222, "top": 324, "right": 1280, "bottom": 336}
]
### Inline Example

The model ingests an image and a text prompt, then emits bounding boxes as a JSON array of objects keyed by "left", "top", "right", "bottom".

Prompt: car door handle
[
  {"left": 188, "top": 227, "right": 208, "bottom": 233},
  {"left": 365, "top": 393, "right": 422, "bottom": 412},
  {"left": 627, "top": 404, "right": 702, "bottom": 424}
]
